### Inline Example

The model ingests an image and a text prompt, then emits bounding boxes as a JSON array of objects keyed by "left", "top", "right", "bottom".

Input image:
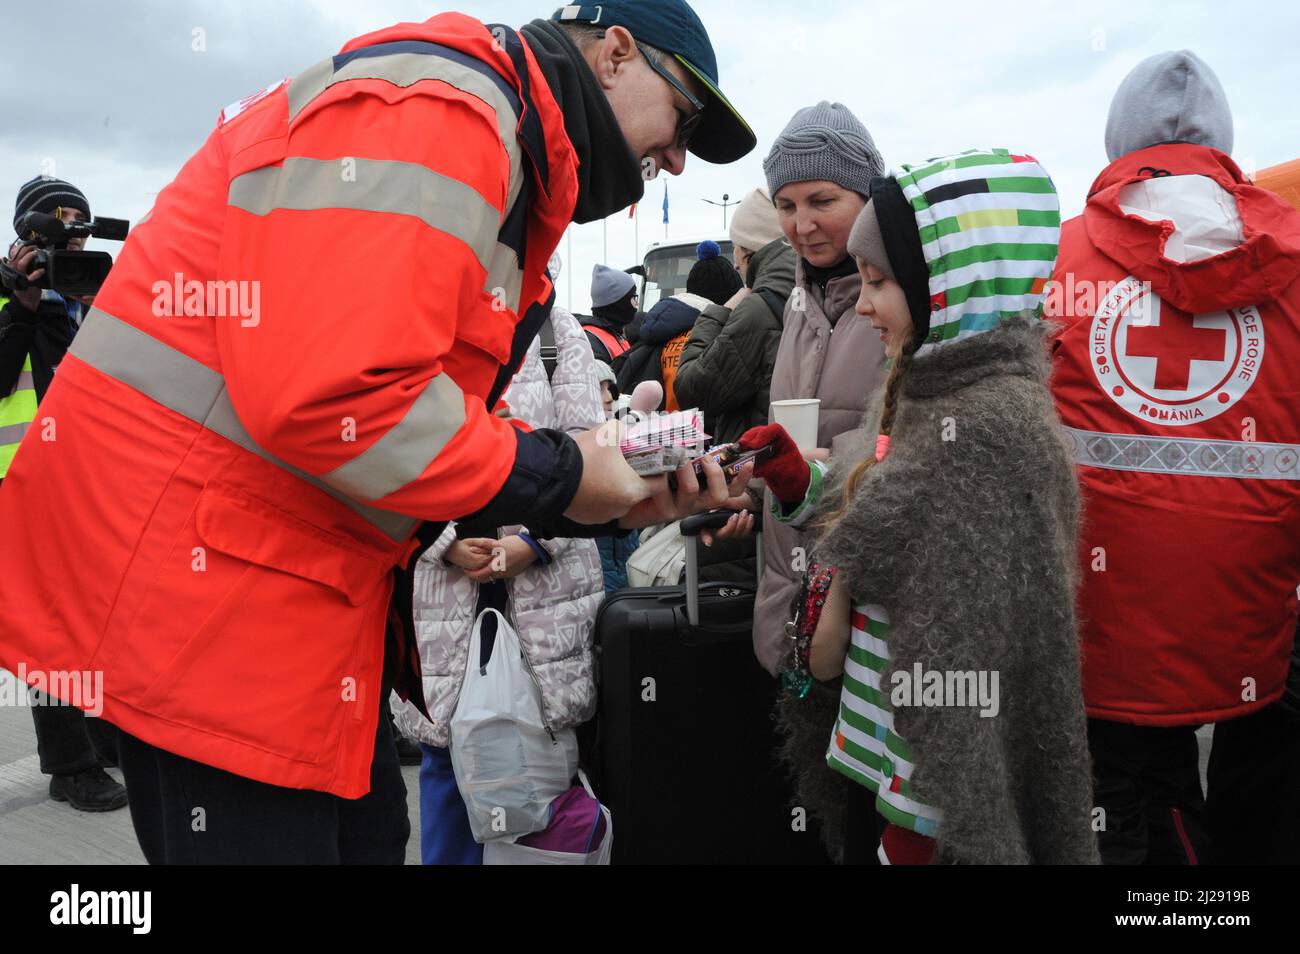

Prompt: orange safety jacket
[
  {"left": 0, "top": 14, "right": 582, "bottom": 797},
  {"left": 583, "top": 323, "right": 631, "bottom": 360}
]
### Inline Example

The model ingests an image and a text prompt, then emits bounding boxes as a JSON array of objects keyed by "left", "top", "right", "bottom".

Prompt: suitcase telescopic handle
[{"left": 679, "top": 509, "right": 765, "bottom": 626}]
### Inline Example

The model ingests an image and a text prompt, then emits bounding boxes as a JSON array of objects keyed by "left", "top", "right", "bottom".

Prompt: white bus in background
[{"left": 630, "top": 236, "right": 734, "bottom": 312}]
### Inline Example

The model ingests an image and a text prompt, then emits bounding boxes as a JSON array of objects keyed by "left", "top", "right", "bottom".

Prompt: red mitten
[
  {"left": 740, "top": 423, "right": 810, "bottom": 506},
  {"left": 879, "top": 823, "right": 937, "bottom": 865}
]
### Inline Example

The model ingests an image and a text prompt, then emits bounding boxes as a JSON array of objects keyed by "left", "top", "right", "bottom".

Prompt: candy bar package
[{"left": 620, "top": 409, "right": 710, "bottom": 476}]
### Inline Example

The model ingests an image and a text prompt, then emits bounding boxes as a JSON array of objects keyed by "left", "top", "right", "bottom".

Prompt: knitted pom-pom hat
[{"left": 686, "top": 240, "right": 744, "bottom": 305}]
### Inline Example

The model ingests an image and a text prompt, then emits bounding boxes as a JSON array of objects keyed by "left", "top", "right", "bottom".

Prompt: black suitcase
[{"left": 588, "top": 510, "right": 829, "bottom": 864}]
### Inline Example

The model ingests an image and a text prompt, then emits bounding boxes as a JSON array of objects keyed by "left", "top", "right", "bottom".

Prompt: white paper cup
[{"left": 770, "top": 398, "right": 820, "bottom": 450}]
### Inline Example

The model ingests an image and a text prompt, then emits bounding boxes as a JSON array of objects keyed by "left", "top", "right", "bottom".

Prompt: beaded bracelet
[{"left": 780, "top": 560, "right": 836, "bottom": 699}]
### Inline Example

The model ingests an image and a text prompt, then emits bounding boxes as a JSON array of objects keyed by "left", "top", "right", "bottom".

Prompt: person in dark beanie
[
  {"left": 2, "top": 177, "right": 97, "bottom": 434},
  {"left": 12, "top": 175, "right": 92, "bottom": 232},
  {"left": 618, "top": 240, "right": 740, "bottom": 412},
  {"left": 0, "top": 175, "right": 127, "bottom": 813},
  {"left": 685, "top": 238, "right": 743, "bottom": 306},
  {"left": 578, "top": 263, "right": 638, "bottom": 372}
]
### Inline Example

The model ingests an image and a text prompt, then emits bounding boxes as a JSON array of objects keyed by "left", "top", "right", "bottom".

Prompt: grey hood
[{"left": 1105, "top": 50, "right": 1233, "bottom": 162}]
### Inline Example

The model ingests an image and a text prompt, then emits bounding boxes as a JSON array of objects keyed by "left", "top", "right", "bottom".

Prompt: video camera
[{"left": 1, "top": 211, "right": 130, "bottom": 297}]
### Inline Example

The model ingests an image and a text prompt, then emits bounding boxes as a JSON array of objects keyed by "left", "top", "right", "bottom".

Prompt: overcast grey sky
[{"left": 4, "top": 0, "right": 1298, "bottom": 312}]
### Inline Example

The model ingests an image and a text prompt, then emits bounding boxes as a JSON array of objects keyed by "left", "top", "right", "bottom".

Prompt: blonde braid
[{"left": 817, "top": 338, "right": 916, "bottom": 530}]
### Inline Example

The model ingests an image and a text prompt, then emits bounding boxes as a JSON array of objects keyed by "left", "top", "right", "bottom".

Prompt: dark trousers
[
  {"left": 118, "top": 711, "right": 409, "bottom": 864},
  {"left": 1206, "top": 696, "right": 1300, "bottom": 864},
  {"left": 117, "top": 692, "right": 410, "bottom": 864},
  {"left": 840, "top": 780, "right": 887, "bottom": 865},
  {"left": 1089, "top": 699, "right": 1300, "bottom": 865},
  {"left": 1088, "top": 719, "right": 1210, "bottom": 864},
  {"left": 30, "top": 690, "right": 118, "bottom": 775}
]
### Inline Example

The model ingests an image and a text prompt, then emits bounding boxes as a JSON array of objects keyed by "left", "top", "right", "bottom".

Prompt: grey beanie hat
[
  {"left": 1105, "top": 50, "right": 1234, "bottom": 162},
  {"left": 590, "top": 263, "right": 637, "bottom": 308},
  {"left": 763, "top": 101, "right": 885, "bottom": 199},
  {"left": 847, "top": 199, "right": 893, "bottom": 280},
  {"left": 592, "top": 359, "right": 617, "bottom": 388}
]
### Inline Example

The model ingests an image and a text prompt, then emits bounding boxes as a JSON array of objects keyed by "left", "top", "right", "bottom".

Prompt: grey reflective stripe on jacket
[
  {"left": 229, "top": 157, "right": 501, "bottom": 275},
  {"left": 222, "top": 56, "right": 537, "bottom": 503},
  {"left": 65, "top": 42, "right": 544, "bottom": 527},
  {"left": 0, "top": 422, "right": 29, "bottom": 445},
  {"left": 67, "top": 306, "right": 420, "bottom": 541},
  {"left": 321, "top": 373, "right": 467, "bottom": 503},
  {"left": 285, "top": 45, "right": 527, "bottom": 313}
]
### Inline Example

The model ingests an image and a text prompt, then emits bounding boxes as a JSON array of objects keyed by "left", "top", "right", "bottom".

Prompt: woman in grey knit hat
[
  {"left": 748, "top": 101, "right": 890, "bottom": 707},
  {"left": 698, "top": 102, "right": 891, "bottom": 859},
  {"left": 764, "top": 101, "right": 884, "bottom": 269}
]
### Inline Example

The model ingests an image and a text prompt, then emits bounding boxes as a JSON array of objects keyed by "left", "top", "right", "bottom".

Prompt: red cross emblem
[
  {"left": 1124, "top": 300, "right": 1227, "bottom": 392},
  {"left": 1090, "top": 277, "right": 1263, "bottom": 426}
]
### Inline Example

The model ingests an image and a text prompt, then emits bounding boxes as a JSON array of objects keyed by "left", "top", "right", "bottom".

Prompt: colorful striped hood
[{"left": 895, "top": 148, "right": 1061, "bottom": 356}]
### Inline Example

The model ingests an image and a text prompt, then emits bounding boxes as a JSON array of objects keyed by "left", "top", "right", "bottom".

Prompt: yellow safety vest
[{"left": 0, "top": 296, "right": 38, "bottom": 477}]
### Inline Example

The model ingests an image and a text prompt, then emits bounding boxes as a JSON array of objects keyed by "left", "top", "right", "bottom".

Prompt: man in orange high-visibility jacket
[{"left": 0, "top": 1, "right": 756, "bottom": 863}]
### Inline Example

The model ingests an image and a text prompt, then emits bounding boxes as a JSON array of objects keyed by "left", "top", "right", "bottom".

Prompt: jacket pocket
[
  {"left": 131, "top": 481, "right": 391, "bottom": 763},
  {"left": 458, "top": 298, "right": 515, "bottom": 364}
]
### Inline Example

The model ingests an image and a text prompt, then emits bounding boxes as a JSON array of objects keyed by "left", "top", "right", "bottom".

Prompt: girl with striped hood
[{"left": 740, "top": 149, "right": 1099, "bottom": 864}]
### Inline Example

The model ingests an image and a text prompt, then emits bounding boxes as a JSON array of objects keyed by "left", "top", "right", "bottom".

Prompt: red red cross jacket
[{"left": 1049, "top": 143, "right": 1300, "bottom": 725}]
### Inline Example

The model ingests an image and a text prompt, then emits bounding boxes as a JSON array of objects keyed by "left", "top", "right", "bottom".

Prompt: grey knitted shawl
[{"left": 780, "top": 316, "right": 1100, "bottom": 865}]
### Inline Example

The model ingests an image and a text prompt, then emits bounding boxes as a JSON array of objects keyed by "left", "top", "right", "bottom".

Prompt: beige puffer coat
[{"left": 752, "top": 260, "right": 888, "bottom": 674}]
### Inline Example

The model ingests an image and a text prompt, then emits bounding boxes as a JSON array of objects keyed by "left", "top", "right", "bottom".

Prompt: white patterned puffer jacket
[{"left": 392, "top": 306, "right": 606, "bottom": 747}]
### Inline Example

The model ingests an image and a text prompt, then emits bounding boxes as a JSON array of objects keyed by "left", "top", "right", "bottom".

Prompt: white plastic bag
[
  {"left": 482, "top": 770, "right": 614, "bottom": 865},
  {"left": 626, "top": 519, "right": 685, "bottom": 587},
  {"left": 450, "top": 608, "right": 578, "bottom": 843}
]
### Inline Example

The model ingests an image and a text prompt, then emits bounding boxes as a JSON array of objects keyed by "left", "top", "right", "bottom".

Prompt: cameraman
[
  {"left": 1, "top": 176, "right": 96, "bottom": 470},
  {"left": 0, "top": 175, "right": 126, "bottom": 813}
]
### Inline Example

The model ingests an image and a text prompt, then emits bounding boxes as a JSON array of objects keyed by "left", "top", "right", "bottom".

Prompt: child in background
[
  {"left": 391, "top": 303, "right": 606, "bottom": 865},
  {"left": 742, "top": 150, "right": 1098, "bottom": 864},
  {"left": 593, "top": 359, "right": 618, "bottom": 419}
]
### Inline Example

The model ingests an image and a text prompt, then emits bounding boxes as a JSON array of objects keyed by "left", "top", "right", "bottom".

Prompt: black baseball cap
[{"left": 551, "top": 1, "right": 757, "bottom": 164}]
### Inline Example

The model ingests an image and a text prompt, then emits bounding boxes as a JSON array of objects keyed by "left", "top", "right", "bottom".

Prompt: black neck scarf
[
  {"left": 801, "top": 254, "right": 858, "bottom": 293},
  {"left": 520, "top": 20, "right": 646, "bottom": 225}
]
